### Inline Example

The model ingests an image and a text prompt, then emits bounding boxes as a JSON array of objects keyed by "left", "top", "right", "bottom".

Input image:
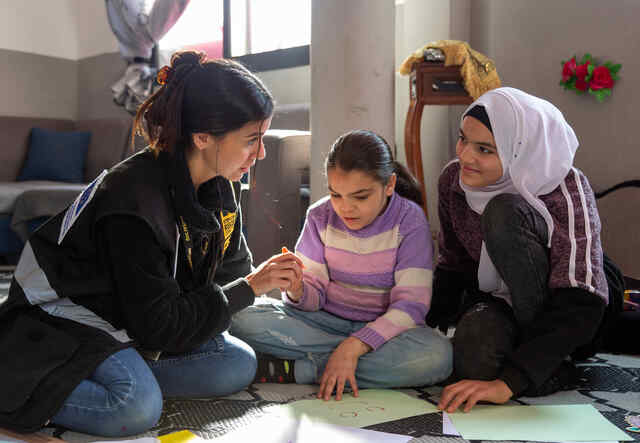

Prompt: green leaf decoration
[{"left": 597, "top": 90, "right": 607, "bottom": 102}]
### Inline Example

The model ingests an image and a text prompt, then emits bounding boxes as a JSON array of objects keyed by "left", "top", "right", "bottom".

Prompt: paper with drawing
[{"left": 271, "top": 389, "right": 438, "bottom": 428}]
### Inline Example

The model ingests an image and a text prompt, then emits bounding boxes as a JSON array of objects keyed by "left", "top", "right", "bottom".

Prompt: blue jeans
[
  {"left": 51, "top": 332, "right": 256, "bottom": 437},
  {"left": 229, "top": 300, "right": 452, "bottom": 388}
]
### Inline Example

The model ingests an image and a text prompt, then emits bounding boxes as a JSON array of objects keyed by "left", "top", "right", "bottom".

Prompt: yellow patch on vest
[{"left": 220, "top": 210, "right": 236, "bottom": 255}]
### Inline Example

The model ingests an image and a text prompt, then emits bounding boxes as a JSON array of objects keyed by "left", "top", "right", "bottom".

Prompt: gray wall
[
  {"left": 77, "top": 53, "right": 135, "bottom": 120},
  {"left": 0, "top": 47, "right": 310, "bottom": 121},
  {"left": 0, "top": 49, "right": 77, "bottom": 120},
  {"left": 0, "top": 0, "right": 310, "bottom": 122},
  {"left": 469, "top": 0, "right": 640, "bottom": 276},
  {"left": 0, "top": 49, "right": 131, "bottom": 121},
  {"left": 258, "top": 66, "right": 310, "bottom": 107},
  {"left": 77, "top": 52, "right": 310, "bottom": 120},
  {"left": 470, "top": 0, "right": 639, "bottom": 192}
]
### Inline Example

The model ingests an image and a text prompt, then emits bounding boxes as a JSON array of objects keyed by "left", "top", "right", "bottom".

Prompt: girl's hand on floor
[
  {"left": 438, "top": 379, "right": 513, "bottom": 413},
  {"left": 246, "top": 252, "right": 303, "bottom": 295},
  {"left": 317, "top": 337, "right": 371, "bottom": 401}
]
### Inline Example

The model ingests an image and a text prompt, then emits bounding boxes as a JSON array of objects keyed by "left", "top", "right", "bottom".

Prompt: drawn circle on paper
[
  {"left": 366, "top": 406, "right": 385, "bottom": 412},
  {"left": 339, "top": 411, "right": 358, "bottom": 418}
]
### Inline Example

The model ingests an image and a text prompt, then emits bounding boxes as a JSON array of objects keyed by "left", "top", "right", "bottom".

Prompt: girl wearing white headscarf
[{"left": 427, "top": 87, "right": 609, "bottom": 412}]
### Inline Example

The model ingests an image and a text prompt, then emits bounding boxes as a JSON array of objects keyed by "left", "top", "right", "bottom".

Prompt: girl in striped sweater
[{"left": 231, "top": 130, "right": 452, "bottom": 400}]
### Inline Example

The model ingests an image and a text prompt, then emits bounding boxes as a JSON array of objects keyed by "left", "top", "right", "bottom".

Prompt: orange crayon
[{"left": 281, "top": 246, "right": 304, "bottom": 268}]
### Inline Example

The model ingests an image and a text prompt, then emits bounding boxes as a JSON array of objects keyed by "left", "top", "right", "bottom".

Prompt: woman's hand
[
  {"left": 246, "top": 252, "right": 303, "bottom": 296},
  {"left": 438, "top": 379, "right": 513, "bottom": 413},
  {"left": 317, "top": 337, "right": 371, "bottom": 401}
]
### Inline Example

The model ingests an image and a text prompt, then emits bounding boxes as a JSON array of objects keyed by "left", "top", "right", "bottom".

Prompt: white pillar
[
  {"left": 394, "top": 0, "right": 454, "bottom": 231},
  {"left": 310, "top": 0, "right": 395, "bottom": 203}
]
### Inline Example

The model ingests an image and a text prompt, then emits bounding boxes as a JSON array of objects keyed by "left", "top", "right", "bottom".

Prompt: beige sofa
[
  {"left": 0, "top": 116, "right": 132, "bottom": 260},
  {"left": 242, "top": 104, "right": 311, "bottom": 264},
  {"left": 0, "top": 105, "right": 311, "bottom": 267}
]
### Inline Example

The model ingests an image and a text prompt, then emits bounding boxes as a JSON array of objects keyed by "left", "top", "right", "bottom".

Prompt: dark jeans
[{"left": 454, "top": 194, "right": 551, "bottom": 382}]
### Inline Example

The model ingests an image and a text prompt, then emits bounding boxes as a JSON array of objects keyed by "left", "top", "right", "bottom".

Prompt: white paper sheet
[{"left": 216, "top": 415, "right": 411, "bottom": 443}]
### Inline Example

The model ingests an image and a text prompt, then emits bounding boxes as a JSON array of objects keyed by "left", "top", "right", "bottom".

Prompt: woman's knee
[
  {"left": 228, "top": 335, "right": 258, "bottom": 391},
  {"left": 453, "top": 302, "right": 517, "bottom": 380},
  {"left": 107, "top": 378, "right": 163, "bottom": 437},
  {"left": 54, "top": 366, "right": 163, "bottom": 437},
  {"left": 210, "top": 334, "right": 257, "bottom": 395}
]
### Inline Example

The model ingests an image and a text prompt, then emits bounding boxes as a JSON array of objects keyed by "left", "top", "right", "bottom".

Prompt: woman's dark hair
[
  {"left": 325, "top": 130, "right": 423, "bottom": 206},
  {"left": 133, "top": 50, "right": 274, "bottom": 154}
]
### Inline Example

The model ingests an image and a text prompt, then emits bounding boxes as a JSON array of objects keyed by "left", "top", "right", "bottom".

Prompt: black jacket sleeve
[
  {"left": 99, "top": 215, "right": 242, "bottom": 353},
  {"left": 499, "top": 287, "right": 606, "bottom": 396},
  {"left": 426, "top": 267, "right": 468, "bottom": 332},
  {"left": 427, "top": 169, "right": 478, "bottom": 332}
]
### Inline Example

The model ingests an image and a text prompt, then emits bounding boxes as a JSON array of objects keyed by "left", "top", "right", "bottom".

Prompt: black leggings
[{"left": 454, "top": 193, "right": 550, "bottom": 381}]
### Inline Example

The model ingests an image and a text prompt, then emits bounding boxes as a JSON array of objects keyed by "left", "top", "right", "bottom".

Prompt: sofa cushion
[
  {"left": 0, "top": 117, "right": 73, "bottom": 182},
  {"left": 17, "top": 128, "right": 91, "bottom": 183},
  {"left": 270, "top": 104, "right": 310, "bottom": 131},
  {"left": 0, "top": 215, "right": 23, "bottom": 256},
  {"left": 0, "top": 182, "right": 85, "bottom": 215},
  {"left": 10, "top": 187, "right": 84, "bottom": 241}
]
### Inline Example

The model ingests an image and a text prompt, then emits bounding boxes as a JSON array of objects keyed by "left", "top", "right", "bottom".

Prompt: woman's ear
[
  {"left": 191, "top": 132, "right": 213, "bottom": 151},
  {"left": 385, "top": 173, "right": 397, "bottom": 196}
]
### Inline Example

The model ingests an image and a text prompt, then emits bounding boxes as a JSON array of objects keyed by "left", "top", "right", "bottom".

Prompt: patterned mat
[
  {"left": 0, "top": 271, "right": 11, "bottom": 305},
  {"left": 1, "top": 274, "right": 637, "bottom": 442},
  {"left": 51, "top": 353, "right": 639, "bottom": 443}
]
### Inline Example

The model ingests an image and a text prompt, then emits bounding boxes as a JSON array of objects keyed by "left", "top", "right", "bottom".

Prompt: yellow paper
[{"left": 158, "top": 430, "right": 203, "bottom": 443}]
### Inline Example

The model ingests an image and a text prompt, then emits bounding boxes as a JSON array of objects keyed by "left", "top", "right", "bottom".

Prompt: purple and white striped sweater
[{"left": 285, "top": 192, "right": 434, "bottom": 350}]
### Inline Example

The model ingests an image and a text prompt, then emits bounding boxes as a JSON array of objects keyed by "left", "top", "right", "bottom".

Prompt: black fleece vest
[{"left": 0, "top": 149, "right": 189, "bottom": 432}]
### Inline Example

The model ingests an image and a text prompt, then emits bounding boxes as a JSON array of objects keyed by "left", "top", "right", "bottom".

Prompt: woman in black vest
[{"left": 0, "top": 51, "right": 302, "bottom": 436}]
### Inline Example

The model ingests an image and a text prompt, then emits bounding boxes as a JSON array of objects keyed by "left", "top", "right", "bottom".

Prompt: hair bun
[{"left": 170, "top": 50, "right": 207, "bottom": 69}]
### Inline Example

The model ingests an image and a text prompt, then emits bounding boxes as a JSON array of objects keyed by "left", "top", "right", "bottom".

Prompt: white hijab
[{"left": 459, "top": 87, "right": 579, "bottom": 296}]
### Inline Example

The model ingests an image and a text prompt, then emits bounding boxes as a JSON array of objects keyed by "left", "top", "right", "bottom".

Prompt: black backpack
[{"left": 572, "top": 253, "right": 625, "bottom": 360}]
